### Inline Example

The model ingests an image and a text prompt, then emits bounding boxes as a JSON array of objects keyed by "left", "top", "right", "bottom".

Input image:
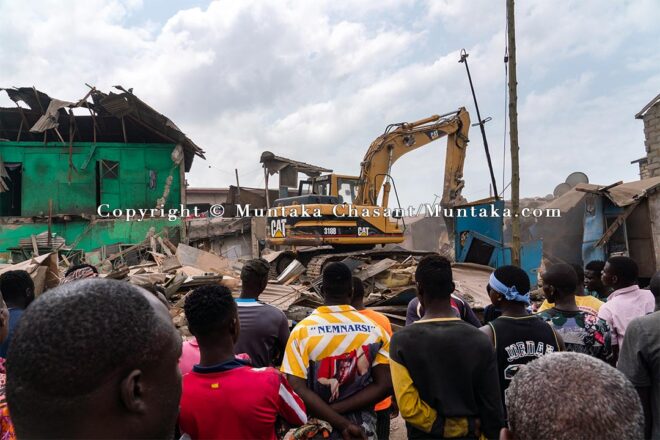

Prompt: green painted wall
[
  {"left": 0, "top": 142, "right": 185, "bottom": 255},
  {"left": 0, "top": 218, "right": 181, "bottom": 255},
  {"left": 0, "top": 142, "right": 181, "bottom": 216}
]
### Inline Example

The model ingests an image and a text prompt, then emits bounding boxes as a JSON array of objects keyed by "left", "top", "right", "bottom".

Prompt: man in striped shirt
[{"left": 282, "top": 262, "right": 393, "bottom": 440}]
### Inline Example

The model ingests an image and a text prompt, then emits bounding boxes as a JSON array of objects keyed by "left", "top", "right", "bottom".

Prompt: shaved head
[
  {"left": 506, "top": 352, "right": 643, "bottom": 440},
  {"left": 542, "top": 264, "right": 578, "bottom": 295},
  {"left": 7, "top": 278, "right": 182, "bottom": 439}
]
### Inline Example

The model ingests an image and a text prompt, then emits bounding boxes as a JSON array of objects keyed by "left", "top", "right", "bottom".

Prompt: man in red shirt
[{"left": 178, "top": 285, "right": 307, "bottom": 439}]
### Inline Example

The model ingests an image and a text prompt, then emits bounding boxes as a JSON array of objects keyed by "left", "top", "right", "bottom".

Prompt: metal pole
[
  {"left": 507, "top": 0, "right": 521, "bottom": 266},
  {"left": 459, "top": 49, "right": 499, "bottom": 198},
  {"left": 235, "top": 168, "right": 241, "bottom": 205},
  {"left": 264, "top": 166, "right": 270, "bottom": 209}
]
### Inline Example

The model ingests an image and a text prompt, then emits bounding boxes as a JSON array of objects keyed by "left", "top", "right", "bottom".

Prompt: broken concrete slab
[{"left": 175, "top": 243, "right": 234, "bottom": 276}]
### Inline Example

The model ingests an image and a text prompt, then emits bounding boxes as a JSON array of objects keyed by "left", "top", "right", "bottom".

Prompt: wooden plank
[
  {"left": 283, "top": 273, "right": 302, "bottom": 286},
  {"left": 31, "top": 235, "right": 39, "bottom": 256},
  {"left": 161, "top": 237, "right": 178, "bottom": 254},
  {"left": 354, "top": 258, "right": 397, "bottom": 281},
  {"left": 104, "top": 241, "right": 148, "bottom": 263},
  {"left": 175, "top": 243, "right": 233, "bottom": 276},
  {"left": 162, "top": 256, "right": 182, "bottom": 272},
  {"left": 158, "top": 237, "right": 173, "bottom": 256},
  {"left": 595, "top": 201, "right": 640, "bottom": 248},
  {"left": 101, "top": 231, "right": 164, "bottom": 264}
]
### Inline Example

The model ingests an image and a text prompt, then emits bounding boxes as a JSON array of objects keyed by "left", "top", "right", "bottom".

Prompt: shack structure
[
  {"left": 536, "top": 177, "right": 660, "bottom": 279},
  {"left": 0, "top": 86, "right": 205, "bottom": 262}
]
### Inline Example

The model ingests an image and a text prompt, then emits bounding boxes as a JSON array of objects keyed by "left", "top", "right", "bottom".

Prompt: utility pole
[{"left": 507, "top": 0, "right": 521, "bottom": 266}]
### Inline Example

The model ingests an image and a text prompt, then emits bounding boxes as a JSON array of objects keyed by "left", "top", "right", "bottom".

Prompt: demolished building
[
  {"left": 535, "top": 177, "right": 660, "bottom": 280},
  {"left": 0, "top": 86, "right": 205, "bottom": 262}
]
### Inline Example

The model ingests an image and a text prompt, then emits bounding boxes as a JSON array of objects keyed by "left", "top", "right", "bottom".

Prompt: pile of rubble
[{"left": 0, "top": 240, "right": 495, "bottom": 333}]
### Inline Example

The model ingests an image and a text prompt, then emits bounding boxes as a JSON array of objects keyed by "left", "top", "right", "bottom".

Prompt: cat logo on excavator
[{"left": 270, "top": 219, "right": 287, "bottom": 238}]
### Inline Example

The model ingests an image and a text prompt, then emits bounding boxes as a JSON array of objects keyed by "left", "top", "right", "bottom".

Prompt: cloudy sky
[{"left": 1, "top": 0, "right": 659, "bottom": 207}]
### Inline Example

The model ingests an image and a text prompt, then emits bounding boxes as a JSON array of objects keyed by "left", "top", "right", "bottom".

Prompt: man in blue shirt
[{"left": 0, "top": 270, "right": 35, "bottom": 358}]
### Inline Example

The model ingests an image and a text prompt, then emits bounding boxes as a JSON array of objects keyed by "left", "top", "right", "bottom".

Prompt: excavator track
[
  {"left": 304, "top": 248, "right": 437, "bottom": 279},
  {"left": 305, "top": 252, "right": 362, "bottom": 279}
]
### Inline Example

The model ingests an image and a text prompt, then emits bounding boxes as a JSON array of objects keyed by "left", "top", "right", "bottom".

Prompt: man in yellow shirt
[
  {"left": 282, "top": 262, "right": 392, "bottom": 440},
  {"left": 538, "top": 263, "right": 603, "bottom": 315}
]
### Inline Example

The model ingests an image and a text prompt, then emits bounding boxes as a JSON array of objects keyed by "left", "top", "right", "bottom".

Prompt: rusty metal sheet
[
  {"left": 251, "top": 284, "right": 306, "bottom": 311},
  {"left": 541, "top": 184, "right": 598, "bottom": 212},
  {"left": 260, "top": 151, "right": 332, "bottom": 177},
  {"left": 175, "top": 243, "right": 234, "bottom": 276},
  {"left": 605, "top": 176, "right": 660, "bottom": 207}
]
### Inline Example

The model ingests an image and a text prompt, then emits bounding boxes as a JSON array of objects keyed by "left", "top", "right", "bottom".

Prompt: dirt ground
[{"left": 389, "top": 415, "right": 406, "bottom": 440}]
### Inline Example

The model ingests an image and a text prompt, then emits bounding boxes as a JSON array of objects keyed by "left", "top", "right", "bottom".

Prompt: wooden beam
[
  {"left": 31, "top": 235, "right": 39, "bottom": 256},
  {"left": 595, "top": 201, "right": 640, "bottom": 248},
  {"left": 121, "top": 116, "right": 128, "bottom": 143}
]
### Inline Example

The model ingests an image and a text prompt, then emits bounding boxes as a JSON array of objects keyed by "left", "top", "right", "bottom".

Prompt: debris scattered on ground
[{"left": 0, "top": 231, "right": 495, "bottom": 335}]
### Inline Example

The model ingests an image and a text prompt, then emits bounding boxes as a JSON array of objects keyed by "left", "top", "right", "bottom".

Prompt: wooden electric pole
[{"left": 507, "top": 0, "right": 521, "bottom": 266}]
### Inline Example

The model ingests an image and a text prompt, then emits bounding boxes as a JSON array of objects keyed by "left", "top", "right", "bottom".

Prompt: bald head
[
  {"left": 506, "top": 352, "right": 643, "bottom": 440},
  {"left": 6, "top": 278, "right": 182, "bottom": 439}
]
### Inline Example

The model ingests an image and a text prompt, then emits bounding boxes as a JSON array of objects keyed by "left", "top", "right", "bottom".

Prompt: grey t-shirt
[
  {"left": 234, "top": 299, "right": 290, "bottom": 368},
  {"left": 618, "top": 311, "right": 660, "bottom": 439}
]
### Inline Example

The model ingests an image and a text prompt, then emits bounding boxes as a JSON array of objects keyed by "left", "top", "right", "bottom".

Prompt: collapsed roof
[
  {"left": 0, "top": 86, "right": 205, "bottom": 171},
  {"left": 542, "top": 176, "right": 660, "bottom": 212},
  {"left": 260, "top": 150, "right": 332, "bottom": 177}
]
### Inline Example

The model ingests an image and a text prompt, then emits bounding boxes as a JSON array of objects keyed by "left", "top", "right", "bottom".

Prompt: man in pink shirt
[{"left": 598, "top": 256, "right": 655, "bottom": 361}]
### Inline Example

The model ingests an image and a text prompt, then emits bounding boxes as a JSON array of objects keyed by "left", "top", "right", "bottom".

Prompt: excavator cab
[{"left": 275, "top": 174, "right": 359, "bottom": 207}]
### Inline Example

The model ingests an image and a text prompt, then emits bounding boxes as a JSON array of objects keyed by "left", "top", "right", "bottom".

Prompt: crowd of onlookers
[{"left": 0, "top": 253, "right": 658, "bottom": 440}]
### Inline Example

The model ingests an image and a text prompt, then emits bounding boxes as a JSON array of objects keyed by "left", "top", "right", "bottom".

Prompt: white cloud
[{"left": 1, "top": 0, "right": 659, "bottom": 207}]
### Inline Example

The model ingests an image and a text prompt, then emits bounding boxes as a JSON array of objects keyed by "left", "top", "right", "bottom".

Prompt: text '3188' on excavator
[{"left": 265, "top": 107, "right": 471, "bottom": 250}]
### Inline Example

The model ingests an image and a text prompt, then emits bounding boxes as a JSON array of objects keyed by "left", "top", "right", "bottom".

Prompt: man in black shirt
[
  {"left": 234, "top": 258, "right": 290, "bottom": 367},
  {"left": 390, "top": 255, "right": 504, "bottom": 439},
  {"left": 480, "top": 265, "right": 563, "bottom": 411}
]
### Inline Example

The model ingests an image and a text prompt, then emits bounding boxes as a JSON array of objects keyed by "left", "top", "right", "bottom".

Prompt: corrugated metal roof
[
  {"left": 541, "top": 177, "right": 660, "bottom": 212},
  {"left": 605, "top": 176, "right": 660, "bottom": 206},
  {"left": 260, "top": 150, "right": 332, "bottom": 177},
  {"left": 0, "top": 86, "right": 206, "bottom": 171}
]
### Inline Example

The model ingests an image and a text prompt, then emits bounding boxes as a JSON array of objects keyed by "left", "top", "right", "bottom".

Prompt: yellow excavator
[{"left": 266, "top": 107, "right": 471, "bottom": 253}]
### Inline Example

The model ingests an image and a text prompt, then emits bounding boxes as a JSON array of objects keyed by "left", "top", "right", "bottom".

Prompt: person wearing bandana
[{"left": 480, "top": 265, "right": 564, "bottom": 413}]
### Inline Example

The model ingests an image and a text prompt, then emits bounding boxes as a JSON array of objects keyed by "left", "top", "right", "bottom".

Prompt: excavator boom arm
[{"left": 355, "top": 107, "right": 470, "bottom": 207}]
